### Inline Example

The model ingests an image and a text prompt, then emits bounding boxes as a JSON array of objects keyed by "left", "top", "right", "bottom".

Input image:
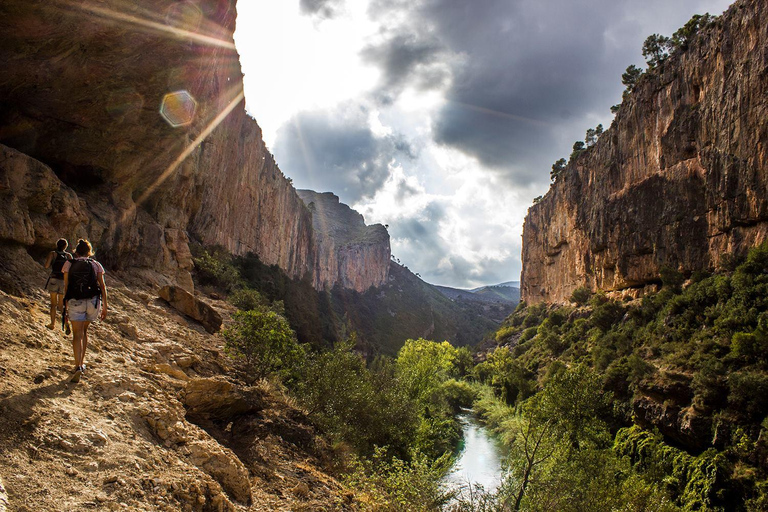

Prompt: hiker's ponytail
[{"left": 75, "top": 239, "right": 93, "bottom": 257}]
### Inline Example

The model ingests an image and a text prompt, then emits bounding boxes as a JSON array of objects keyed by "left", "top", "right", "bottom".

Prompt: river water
[{"left": 442, "top": 411, "right": 505, "bottom": 502}]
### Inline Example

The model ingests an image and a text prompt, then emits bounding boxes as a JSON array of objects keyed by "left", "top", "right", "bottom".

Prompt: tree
[
  {"left": 570, "top": 141, "right": 586, "bottom": 161},
  {"left": 550, "top": 158, "right": 567, "bottom": 181},
  {"left": 531, "top": 365, "right": 612, "bottom": 450},
  {"left": 610, "top": 104, "right": 620, "bottom": 114},
  {"left": 475, "top": 346, "right": 534, "bottom": 404},
  {"left": 585, "top": 125, "right": 602, "bottom": 147},
  {"left": 621, "top": 65, "right": 643, "bottom": 90},
  {"left": 642, "top": 34, "right": 672, "bottom": 67},
  {"left": 222, "top": 306, "right": 305, "bottom": 379},
  {"left": 395, "top": 338, "right": 458, "bottom": 405},
  {"left": 510, "top": 414, "right": 558, "bottom": 511},
  {"left": 672, "top": 13, "right": 714, "bottom": 50}
]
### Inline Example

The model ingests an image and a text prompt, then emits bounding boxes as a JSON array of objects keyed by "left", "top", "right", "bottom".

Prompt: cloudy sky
[{"left": 234, "top": 0, "right": 732, "bottom": 289}]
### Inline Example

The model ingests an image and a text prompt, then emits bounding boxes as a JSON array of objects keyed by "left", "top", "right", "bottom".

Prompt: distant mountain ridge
[{"left": 435, "top": 281, "right": 520, "bottom": 305}]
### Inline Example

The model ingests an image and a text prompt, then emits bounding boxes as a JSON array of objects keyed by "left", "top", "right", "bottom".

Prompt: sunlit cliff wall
[
  {"left": 521, "top": 0, "right": 768, "bottom": 304},
  {"left": 297, "top": 190, "right": 390, "bottom": 292},
  {"left": 0, "top": 0, "right": 386, "bottom": 292}
]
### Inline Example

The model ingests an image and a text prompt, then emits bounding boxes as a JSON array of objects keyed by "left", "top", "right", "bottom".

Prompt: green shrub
[
  {"left": 228, "top": 288, "right": 269, "bottom": 311},
  {"left": 495, "top": 325, "right": 516, "bottom": 343},
  {"left": 731, "top": 331, "right": 768, "bottom": 361},
  {"left": 297, "top": 339, "right": 418, "bottom": 456},
  {"left": 222, "top": 307, "right": 306, "bottom": 380},
  {"left": 345, "top": 447, "right": 453, "bottom": 511},
  {"left": 660, "top": 266, "right": 685, "bottom": 292},
  {"left": 592, "top": 300, "right": 626, "bottom": 331},
  {"left": 614, "top": 426, "right": 729, "bottom": 510},
  {"left": 571, "top": 286, "right": 592, "bottom": 306},
  {"left": 192, "top": 247, "right": 244, "bottom": 292},
  {"left": 729, "top": 371, "right": 768, "bottom": 422},
  {"left": 519, "top": 326, "right": 538, "bottom": 343},
  {"left": 441, "top": 379, "right": 478, "bottom": 411}
]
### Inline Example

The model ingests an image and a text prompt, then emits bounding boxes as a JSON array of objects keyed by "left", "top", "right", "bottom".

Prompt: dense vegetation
[
  {"left": 192, "top": 244, "right": 481, "bottom": 509},
  {"left": 191, "top": 244, "right": 499, "bottom": 355},
  {"left": 193, "top": 241, "right": 768, "bottom": 510},
  {"left": 474, "top": 244, "right": 768, "bottom": 510}
]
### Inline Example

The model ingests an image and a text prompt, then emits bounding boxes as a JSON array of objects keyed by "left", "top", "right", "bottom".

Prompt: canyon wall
[
  {"left": 521, "top": 0, "right": 768, "bottom": 304},
  {"left": 296, "top": 190, "right": 390, "bottom": 292},
  {"left": 0, "top": 0, "right": 386, "bottom": 293}
]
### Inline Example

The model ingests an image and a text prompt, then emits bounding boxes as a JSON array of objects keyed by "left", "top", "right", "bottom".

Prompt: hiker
[
  {"left": 43, "top": 238, "right": 72, "bottom": 332},
  {"left": 63, "top": 239, "right": 108, "bottom": 382}
]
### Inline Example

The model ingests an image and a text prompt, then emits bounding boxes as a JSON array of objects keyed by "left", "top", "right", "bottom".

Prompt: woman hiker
[
  {"left": 62, "top": 239, "right": 108, "bottom": 383},
  {"left": 43, "top": 238, "right": 72, "bottom": 333}
]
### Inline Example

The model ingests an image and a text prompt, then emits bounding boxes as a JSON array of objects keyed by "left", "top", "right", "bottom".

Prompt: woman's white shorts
[{"left": 67, "top": 296, "right": 101, "bottom": 322}]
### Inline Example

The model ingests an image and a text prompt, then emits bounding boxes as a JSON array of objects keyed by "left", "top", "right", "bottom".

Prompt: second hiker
[
  {"left": 43, "top": 238, "right": 72, "bottom": 332},
  {"left": 63, "top": 239, "right": 108, "bottom": 383}
]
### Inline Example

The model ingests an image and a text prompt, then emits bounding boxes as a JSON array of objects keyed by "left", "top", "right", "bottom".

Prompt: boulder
[
  {"left": 184, "top": 378, "right": 266, "bottom": 421},
  {"left": 158, "top": 285, "right": 222, "bottom": 333}
]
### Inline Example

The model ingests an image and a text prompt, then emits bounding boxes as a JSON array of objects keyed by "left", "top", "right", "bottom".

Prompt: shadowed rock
[{"left": 158, "top": 285, "right": 222, "bottom": 333}]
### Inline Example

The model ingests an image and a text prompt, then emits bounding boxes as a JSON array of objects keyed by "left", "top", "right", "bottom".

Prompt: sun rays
[
  {"left": 54, "top": 0, "right": 236, "bottom": 49},
  {"left": 41, "top": 0, "right": 248, "bottom": 228},
  {"left": 130, "top": 87, "right": 245, "bottom": 217}
]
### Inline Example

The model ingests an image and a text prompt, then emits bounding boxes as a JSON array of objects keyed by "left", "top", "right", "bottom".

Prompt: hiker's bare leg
[
  {"left": 48, "top": 292, "right": 57, "bottom": 328},
  {"left": 57, "top": 294, "right": 65, "bottom": 326},
  {"left": 79, "top": 321, "right": 91, "bottom": 368},
  {"left": 71, "top": 321, "right": 85, "bottom": 368}
]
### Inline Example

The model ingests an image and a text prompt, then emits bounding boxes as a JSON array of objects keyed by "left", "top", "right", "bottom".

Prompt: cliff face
[
  {"left": 522, "top": 0, "right": 768, "bottom": 304},
  {"left": 296, "top": 190, "right": 390, "bottom": 292},
  {"left": 0, "top": 0, "right": 315, "bottom": 290}
]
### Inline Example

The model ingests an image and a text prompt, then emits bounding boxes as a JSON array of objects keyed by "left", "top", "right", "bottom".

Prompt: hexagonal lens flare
[{"left": 160, "top": 90, "right": 197, "bottom": 127}]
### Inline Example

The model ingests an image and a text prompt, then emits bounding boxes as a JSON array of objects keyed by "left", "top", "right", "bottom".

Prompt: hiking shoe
[
  {"left": 46, "top": 323, "right": 54, "bottom": 330},
  {"left": 70, "top": 367, "right": 82, "bottom": 383}
]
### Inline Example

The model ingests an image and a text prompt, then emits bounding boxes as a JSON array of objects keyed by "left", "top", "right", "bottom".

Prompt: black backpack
[
  {"left": 50, "top": 250, "right": 71, "bottom": 279},
  {"left": 64, "top": 259, "right": 101, "bottom": 301}
]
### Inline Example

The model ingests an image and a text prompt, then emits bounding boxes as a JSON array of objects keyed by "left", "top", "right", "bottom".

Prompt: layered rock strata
[
  {"left": 297, "top": 190, "right": 390, "bottom": 292},
  {"left": 522, "top": 0, "right": 768, "bottom": 304},
  {"left": 0, "top": 0, "right": 323, "bottom": 289}
]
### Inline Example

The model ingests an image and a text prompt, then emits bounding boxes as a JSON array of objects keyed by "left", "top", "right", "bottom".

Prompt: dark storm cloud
[
  {"left": 365, "top": 0, "right": 732, "bottom": 187},
  {"left": 299, "top": 0, "right": 343, "bottom": 19},
  {"left": 274, "top": 104, "right": 414, "bottom": 204},
  {"left": 361, "top": 32, "right": 449, "bottom": 102},
  {"left": 425, "top": 0, "right": 632, "bottom": 184}
]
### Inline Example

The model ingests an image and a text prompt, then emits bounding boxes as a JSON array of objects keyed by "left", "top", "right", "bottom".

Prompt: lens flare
[{"left": 160, "top": 90, "right": 198, "bottom": 127}]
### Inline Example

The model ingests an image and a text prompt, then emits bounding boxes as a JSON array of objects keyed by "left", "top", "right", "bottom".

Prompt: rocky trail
[{"left": 0, "top": 249, "right": 353, "bottom": 511}]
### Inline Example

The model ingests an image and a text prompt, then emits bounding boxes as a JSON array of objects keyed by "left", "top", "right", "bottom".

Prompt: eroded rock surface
[{"left": 522, "top": 0, "right": 768, "bottom": 303}]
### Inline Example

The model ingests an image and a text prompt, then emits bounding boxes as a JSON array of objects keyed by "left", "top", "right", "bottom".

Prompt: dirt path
[{"left": 0, "top": 265, "right": 353, "bottom": 511}]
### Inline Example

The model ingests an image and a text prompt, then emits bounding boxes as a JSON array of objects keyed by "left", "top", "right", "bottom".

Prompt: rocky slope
[
  {"left": 296, "top": 191, "right": 390, "bottom": 293},
  {"left": 0, "top": 0, "right": 387, "bottom": 295},
  {"left": 0, "top": 248, "right": 353, "bottom": 511},
  {"left": 521, "top": 0, "right": 768, "bottom": 304}
]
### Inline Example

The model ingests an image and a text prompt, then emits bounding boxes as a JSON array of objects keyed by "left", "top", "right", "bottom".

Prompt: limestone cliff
[
  {"left": 296, "top": 190, "right": 390, "bottom": 292},
  {"left": 521, "top": 0, "right": 768, "bottom": 304},
  {"left": 0, "top": 0, "right": 316, "bottom": 290}
]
